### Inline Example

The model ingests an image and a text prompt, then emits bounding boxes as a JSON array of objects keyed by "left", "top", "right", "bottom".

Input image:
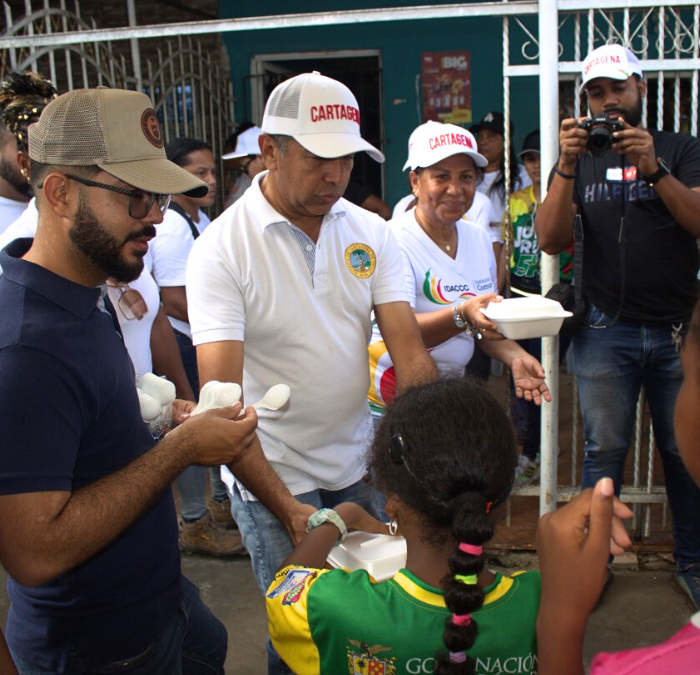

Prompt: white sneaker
[{"left": 514, "top": 454, "right": 540, "bottom": 489}]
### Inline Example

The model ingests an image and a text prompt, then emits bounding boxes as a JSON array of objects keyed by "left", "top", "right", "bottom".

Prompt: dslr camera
[{"left": 579, "top": 113, "right": 624, "bottom": 157}]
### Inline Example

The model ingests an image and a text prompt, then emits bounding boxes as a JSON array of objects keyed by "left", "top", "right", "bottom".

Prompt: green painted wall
[{"left": 218, "top": 2, "right": 540, "bottom": 206}]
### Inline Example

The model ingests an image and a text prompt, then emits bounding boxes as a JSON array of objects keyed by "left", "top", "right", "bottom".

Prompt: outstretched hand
[
  {"left": 535, "top": 478, "right": 633, "bottom": 675},
  {"left": 511, "top": 355, "right": 552, "bottom": 405},
  {"left": 334, "top": 502, "right": 392, "bottom": 536},
  {"left": 463, "top": 293, "right": 505, "bottom": 341}
]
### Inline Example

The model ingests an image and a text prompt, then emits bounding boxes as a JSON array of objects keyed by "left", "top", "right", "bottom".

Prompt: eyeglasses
[
  {"left": 64, "top": 174, "right": 171, "bottom": 219},
  {"left": 107, "top": 282, "right": 148, "bottom": 321},
  {"left": 240, "top": 156, "right": 256, "bottom": 175}
]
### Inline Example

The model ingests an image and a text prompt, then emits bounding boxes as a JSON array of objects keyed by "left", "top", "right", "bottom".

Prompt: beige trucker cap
[{"left": 28, "top": 87, "right": 208, "bottom": 197}]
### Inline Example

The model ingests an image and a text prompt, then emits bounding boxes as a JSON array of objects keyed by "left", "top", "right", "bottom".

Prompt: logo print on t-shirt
[
  {"left": 346, "top": 639, "right": 396, "bottom": 675},
  {"left": 345, "top": 244, "right": 376, "bottom": 279},
  {"left": 423, "top": 269, "right": 474, "bottom": 305}
]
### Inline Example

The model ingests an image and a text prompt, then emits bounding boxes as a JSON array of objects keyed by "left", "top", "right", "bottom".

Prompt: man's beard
[
  {"left": 605, "top": 93, "right": 643, "bottom": 128},
  {"left": 68, "top": 198, "right": 155, "bottom": 283},
  {"left": 0, "top": 153, "right": 32, "bottom": 199}
]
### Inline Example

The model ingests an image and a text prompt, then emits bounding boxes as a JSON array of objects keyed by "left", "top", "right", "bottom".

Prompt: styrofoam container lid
[
  {"left": 480, "top": 296, "right": 572, "bottom": 340},
  {"left": 481, "top": 296, "right": 569, "bottom": 319},
  {"left": 327, "top": 531, "right": 407, "bottom": 581}
]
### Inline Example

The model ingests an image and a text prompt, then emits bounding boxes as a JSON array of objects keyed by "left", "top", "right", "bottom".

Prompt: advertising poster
[{"left": 421, "top": 51, "right": 472, "bottom": 125}]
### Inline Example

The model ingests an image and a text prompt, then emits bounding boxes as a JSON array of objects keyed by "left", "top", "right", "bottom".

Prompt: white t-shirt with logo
[
  {"left": 186, "top": 172, "right": 408, "bottom": 498},
  {"left": 477, "top": 164, "right": 532, "bottom": 219},
  {"left": 368, "top": 207, "right": 496, "bottom": 411},
  {"left": 150, "top": 207, "right": 210, "bottom": 338},
  {"left": 106, "top": 250, "right": 160, "bottom": 382}
]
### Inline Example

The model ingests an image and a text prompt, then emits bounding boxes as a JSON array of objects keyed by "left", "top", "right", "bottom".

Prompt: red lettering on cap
[
  {"left": 309, "top": 103, "right": 361, "bottom": 124},
  {"left": 429, "top": 137, "right": 437, "bottom": 150}
]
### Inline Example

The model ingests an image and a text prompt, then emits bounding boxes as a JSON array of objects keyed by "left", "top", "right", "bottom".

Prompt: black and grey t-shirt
[{"left": 568, "top": 129, "right": 700, "bottom": 323}]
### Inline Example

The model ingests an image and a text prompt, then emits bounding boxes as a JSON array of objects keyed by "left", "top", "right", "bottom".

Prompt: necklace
[
  {"left": 415, "top": 207, "right": 458, "bottom": 253},
  {"left": 422, "top": 225, "right": 457, "bottom": 252}
]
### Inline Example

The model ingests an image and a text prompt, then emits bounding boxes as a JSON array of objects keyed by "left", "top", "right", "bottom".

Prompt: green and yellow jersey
[{"left": 266, "top": 565, "right": 540, "bottom": 675}]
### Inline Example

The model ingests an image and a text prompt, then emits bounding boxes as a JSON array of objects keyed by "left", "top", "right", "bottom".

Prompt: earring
[
  {"left": 20, "top": 167, "right": 28, "bottom": 179},
  {"left": 388, "top": 519, "right": 398, "bottom": 536}
]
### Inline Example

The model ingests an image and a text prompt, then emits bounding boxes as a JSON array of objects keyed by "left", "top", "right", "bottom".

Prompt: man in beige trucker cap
[
  {"left": 186, "top": 71, "right": 438, "bottom": 674},
  {"left": 0, "top": 87, "right": 262, "bottom": 673}
]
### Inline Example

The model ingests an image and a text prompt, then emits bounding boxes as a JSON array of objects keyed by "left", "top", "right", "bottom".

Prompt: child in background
[
  {"left": 266, "top": 378, "right": 540, "bottom": 675},
  {"left": 507, "top": 129, "right": 574, "bottom": 488}
]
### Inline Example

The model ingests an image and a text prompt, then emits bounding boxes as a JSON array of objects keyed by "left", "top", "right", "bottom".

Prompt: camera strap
[{"left": 606, "top": 155, "right": 627, "bottom": 328}]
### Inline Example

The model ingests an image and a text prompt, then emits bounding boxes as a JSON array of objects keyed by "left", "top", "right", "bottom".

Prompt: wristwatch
[
  {"left": 453, "top": 303, "right": 482, "bottom": 340},
  {"left": 643, "top": 158, "right": 671, "bottom": 186},
  {"left": 453, "top": 303, "right": 467, "bottom": 329},
  {"left": 306, "top": 508, "right": 348, "bottom": 543}
]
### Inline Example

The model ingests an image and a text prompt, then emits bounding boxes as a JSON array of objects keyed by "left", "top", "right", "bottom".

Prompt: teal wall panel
[{"left": 218, "top": 2, "right": 541, "bottom": 205}]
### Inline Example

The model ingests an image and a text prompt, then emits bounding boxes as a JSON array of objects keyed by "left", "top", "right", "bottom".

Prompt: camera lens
[{"left": 587, "top": 126, "right": 613, "bottom": 157}]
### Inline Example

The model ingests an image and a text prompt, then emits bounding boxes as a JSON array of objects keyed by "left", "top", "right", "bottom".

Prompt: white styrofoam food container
[
  {"left": 480, "top": 296, "right": 573, "bottom": 340},
  {"left": 327, "top": 532, "right": 407, "bottom": 581}
]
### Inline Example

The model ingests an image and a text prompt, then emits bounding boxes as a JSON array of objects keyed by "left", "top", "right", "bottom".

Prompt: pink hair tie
[
  {"left": 452, "top": 613, "right": 472, "bottom": 626},
  {"left": 449, "top": 651, "right": 468, "bottom": 664},
  {"left": 459, "top": 543, "right": 483, "bottom": 556}
]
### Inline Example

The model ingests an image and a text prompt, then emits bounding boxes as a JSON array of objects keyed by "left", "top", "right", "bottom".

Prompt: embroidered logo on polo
[
  {"left": 140, "top": 108, "right": 164, "bottom": 148},
  {"left": 346, "top": 639, "right": 397, "bottom": 675},
  {"left": 345, "top": 244, "right": 376, "bottom": 278},
  {"left": 423, "top": 269, "right": 475, "bottom": 305}
]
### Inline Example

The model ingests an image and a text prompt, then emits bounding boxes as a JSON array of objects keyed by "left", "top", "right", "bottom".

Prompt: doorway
[{"left": 250, "top": 51, "right": 384, "bottom": 199}]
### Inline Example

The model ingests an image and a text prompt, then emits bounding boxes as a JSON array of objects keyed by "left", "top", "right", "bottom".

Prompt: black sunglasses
[{"left": 64, "top": 174, "right": 171, "bottom": 219}]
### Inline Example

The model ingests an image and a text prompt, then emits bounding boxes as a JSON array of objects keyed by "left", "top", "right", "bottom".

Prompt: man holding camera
[{"left": 536, "top": 44, "right": 700, "bottom": 607}]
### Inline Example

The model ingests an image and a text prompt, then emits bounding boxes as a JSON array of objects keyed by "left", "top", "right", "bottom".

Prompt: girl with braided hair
[{"left": 266, "top": 378, "right": 540, "bottom": 675}]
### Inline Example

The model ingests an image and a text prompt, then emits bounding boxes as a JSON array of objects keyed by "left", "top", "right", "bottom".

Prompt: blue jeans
[
  {"left": 512, "top": 334, "right": 571, "bottom": 460},
  {"left": 229, "top": 478, "right": 378, "bottom": 675},
  {"left": 574, "top": 304, "right": 700, "bottom": 569},
  {"left": 172, "top": 329, "right": 228, "bottom": 522},
  {"left": 11, "top": 575, "right": 227, "bottom": 675}
]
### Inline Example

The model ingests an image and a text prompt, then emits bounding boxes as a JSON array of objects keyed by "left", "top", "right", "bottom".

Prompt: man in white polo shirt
[{"left": 186, "top": 73, "right": 437, "bottom": 600}]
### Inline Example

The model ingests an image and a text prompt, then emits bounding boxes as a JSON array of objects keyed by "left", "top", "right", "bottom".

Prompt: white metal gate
[
  {"left": 1, "top": 0, "right": 235, "bottom": 212},
  {"left": 502, "top": 2, "right": 700, "bottom": 539}
]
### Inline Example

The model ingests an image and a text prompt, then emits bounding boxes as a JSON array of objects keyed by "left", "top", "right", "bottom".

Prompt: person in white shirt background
[
  {"left": 0, "top": 71, "right": 57, "bottom": 234},
  {"left": 151, "top": 137, "right": 245, "bottom": 556}
]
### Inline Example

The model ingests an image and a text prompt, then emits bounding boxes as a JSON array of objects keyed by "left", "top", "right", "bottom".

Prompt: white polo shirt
[
  {"left": 187, "top": 172, "right": 409, "bottom": 498},
  {"left": 150, "top": 207, "right": 210, "bottom": 338}
]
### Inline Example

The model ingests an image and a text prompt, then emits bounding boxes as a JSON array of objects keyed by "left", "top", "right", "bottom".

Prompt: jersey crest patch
[
  {"left": 345, "top": 244, "right": 376, "bottom": 278},
  {"left": 267, "top": 568, "right": 315, "bottom": 605},
  {"left": 346, "top": 639, "right": 397, "bottom": 675}
]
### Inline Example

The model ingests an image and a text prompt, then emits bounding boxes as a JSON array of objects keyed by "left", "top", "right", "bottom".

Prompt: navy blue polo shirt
[{"left": 0, "top": 239, "right": 181, "bottom": 672}]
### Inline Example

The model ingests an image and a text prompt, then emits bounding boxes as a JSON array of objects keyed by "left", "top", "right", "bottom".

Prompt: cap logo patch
[
  {"left": 310, "top": 104, "right": 360, "bottom": 125},
  {"left": 429, "top": 133, "right": 474, "bottom": 151},
  {"left": 484, "top": 112, "right": 494, "bottom": 123},
  {"left": 141, "top": 108, "right": 164, "bottom": 148}
]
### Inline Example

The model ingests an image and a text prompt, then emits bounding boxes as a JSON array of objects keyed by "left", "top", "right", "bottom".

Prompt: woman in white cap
[
  {"left": 368, "top": 121, "right": 550, "bottom": 420},
  {"left": 222, "top": 125, "right": 265, "bottom": 207}
]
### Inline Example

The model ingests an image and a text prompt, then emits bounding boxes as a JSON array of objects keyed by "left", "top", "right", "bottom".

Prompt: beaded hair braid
[{"left": 0, "top": 71, "right": 58, "bottom": 152}]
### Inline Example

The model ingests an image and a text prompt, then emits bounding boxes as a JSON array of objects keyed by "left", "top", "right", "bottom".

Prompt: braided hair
[
  {"left": 0, "top": 71, "right": 57, "bottom": 152},
  {"left": 369, "top": 378, "right": 517, "bottom": 674}
]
